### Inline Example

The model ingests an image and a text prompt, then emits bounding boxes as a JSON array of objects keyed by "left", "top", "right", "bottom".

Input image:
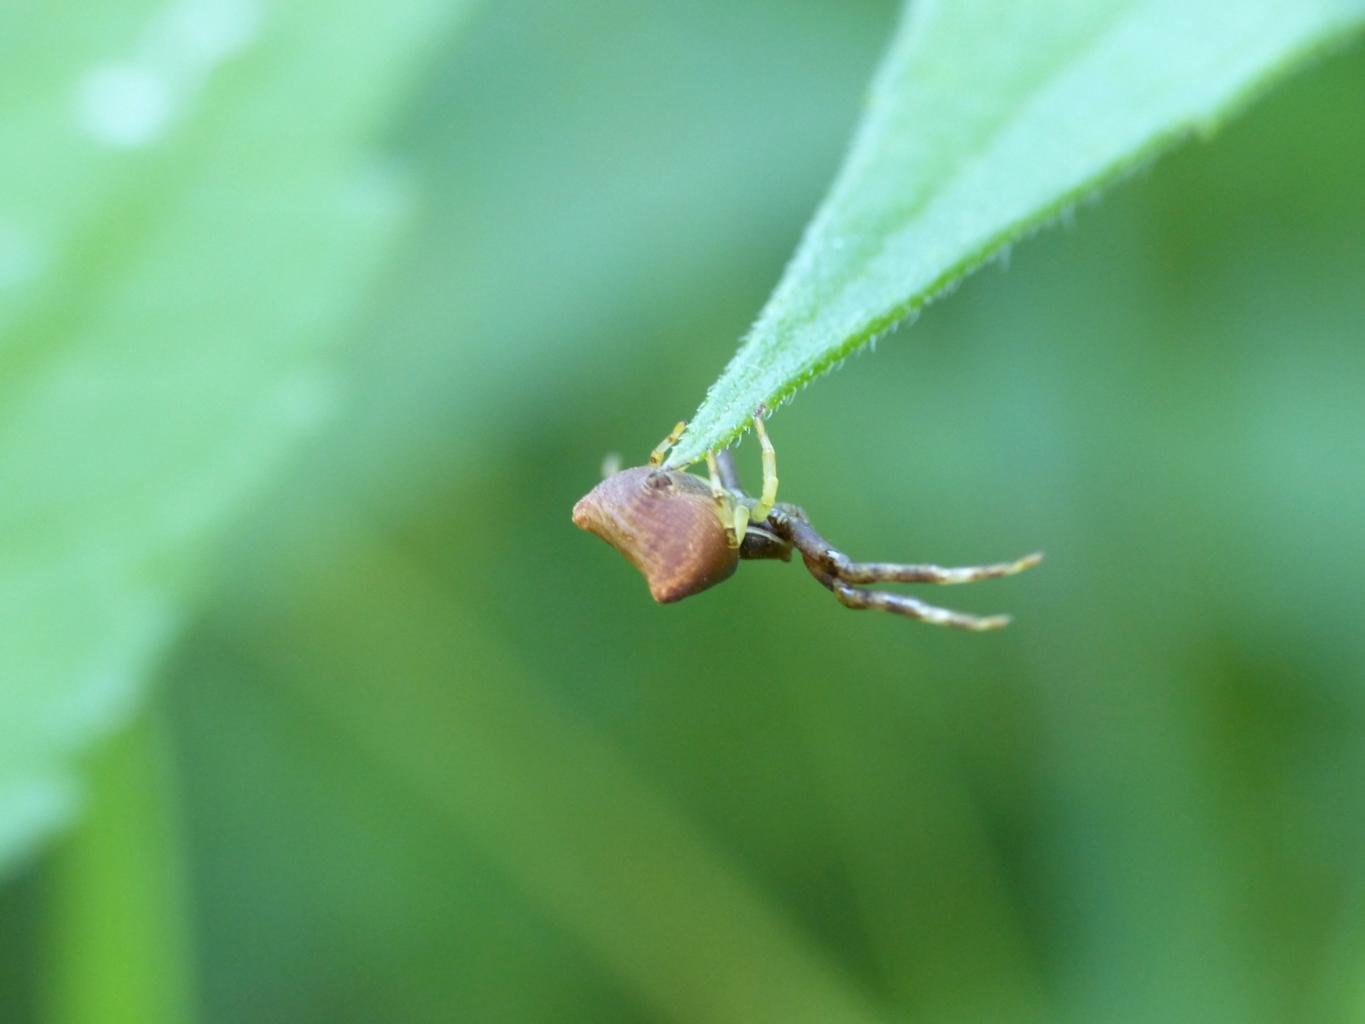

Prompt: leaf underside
[
  {"left": 666, "top": 0, "right": 1365, "bottom": 467},
  {"left": 0, "top": 0, "right": 468, "bottom": 874}
]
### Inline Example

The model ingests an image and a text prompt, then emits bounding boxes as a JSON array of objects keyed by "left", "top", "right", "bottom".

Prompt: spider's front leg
[
  {"left": 648, "top": 420, "right": 687, "bottom": 466},
  {"left": 825, "top": 576, "right": 1013, "bottom": 631},
  {"left": 824, "top": 549, "right": 1042, "bottom": 586},
  {"left": 767, "top": 506, "right": 1041, "bottom": 631}
]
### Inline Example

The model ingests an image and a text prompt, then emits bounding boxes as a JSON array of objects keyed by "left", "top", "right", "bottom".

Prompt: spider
[{"left": 572, "top": 407, "right": 1042, "bottom": 630}]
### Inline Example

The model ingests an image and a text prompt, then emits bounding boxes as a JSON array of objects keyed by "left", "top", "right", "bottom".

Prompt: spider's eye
[{"left": 645, "top": 471, "right": 673, "bottom": 492}]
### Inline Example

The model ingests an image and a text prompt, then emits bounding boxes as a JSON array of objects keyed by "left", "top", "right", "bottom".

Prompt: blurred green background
[{"left": 4, "top": 1, "right": 1365, "bottom": 1022}]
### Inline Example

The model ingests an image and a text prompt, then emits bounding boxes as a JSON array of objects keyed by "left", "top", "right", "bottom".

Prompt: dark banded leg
[
  {"left": 826, "top": 575, "right": 1011, "bottom": 631},
  {"left": 830, "top": 551, "right": 1041, "bottom": 585},
  {"left": 767, "top": 506, "right": 1037, "bottom": 630},
  {"left": 713, "top": 449, "right": 745, "bottom": 494}
]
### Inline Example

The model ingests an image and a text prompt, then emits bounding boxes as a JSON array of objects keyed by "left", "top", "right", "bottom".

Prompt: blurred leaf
[
  {"left": 45, "top": 710, "right": 192, "bottom": 1024},
  {"left": 0, "top": 0, "right": 470, "bottom": 873},
  {"left": 244, "top": 533, "right": 886, "bottom": 1024},
  {"left": 668, "top": 0, "right": 1365, "bottom": 465}
]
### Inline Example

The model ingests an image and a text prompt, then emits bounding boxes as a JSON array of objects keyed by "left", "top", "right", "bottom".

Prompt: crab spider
[{"left": 572, "top": 408, "right": 1041, "bottom": 630}]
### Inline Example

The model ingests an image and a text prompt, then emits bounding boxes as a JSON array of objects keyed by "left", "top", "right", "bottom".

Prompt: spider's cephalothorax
[{"left": 572, "top": 409, "right": 1042, "bottom": 630}]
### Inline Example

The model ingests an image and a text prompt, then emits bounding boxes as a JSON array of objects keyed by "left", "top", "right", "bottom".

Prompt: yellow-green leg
[
  {"left": 649, "top": 421, "right": 687, "bottom": 466},
  {"left": 706, "top": 451, "right": 747, "bottom": 548},
  {"left": 750, "top": 405, "right": 779, "bottom": 522}
]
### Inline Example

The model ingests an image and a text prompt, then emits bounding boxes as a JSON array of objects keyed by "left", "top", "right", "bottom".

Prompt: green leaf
[
  {"left": 46, "top": 711, "right": 193, "bottom": 1024},
  {"left": 0, "top": 0, "right": 470, "bottom": 874},
  {"left": 667, "top": 0, "right": 1365, "bottom": 467}
]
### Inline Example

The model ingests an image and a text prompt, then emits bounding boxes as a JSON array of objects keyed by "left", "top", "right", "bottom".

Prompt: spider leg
[
  {"left": 831, "top": 551, "right": 1042, "bottom": 585},
  {"left": 715, "top": 452, "right": 792, "bottom": 560},
  {"left": 823, "top": 574, "right": 1012, "bottom": 631},
  {"left": 768, "top": 508, "right": 1040, "bottom": 585},
  {"left": 706, "top": 451, "right": 746, "bottom": 549},
  {"left": 649, "top": 420, "right": 687, "bottom": 466},
  {"left": 731, "top": 505, "right": 750, "bottom": 549},
  {"left": 713, "top": 448, "right": 745, "bottom": 494},
  {"left": 750, "top": 405, "right": 779, "bottom": 522},
  {"left": 721, "top": 403, "right": 780, "bottom": 546},
  {"left": 766, "top": 506, "right": 1032, "bottom": 630}
]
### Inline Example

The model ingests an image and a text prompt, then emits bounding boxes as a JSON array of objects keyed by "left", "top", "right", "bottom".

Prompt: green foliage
[
  {"left": 0, "top": 0, "right": 468, "bottom": 872},
  {"left": 669, "top": 0, "right": 1365, "bottom": 465}
]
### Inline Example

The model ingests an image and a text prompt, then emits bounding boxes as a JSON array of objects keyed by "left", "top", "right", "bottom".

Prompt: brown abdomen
[{"left": 572, "top": 467, "right": 738, "bottom": 603}]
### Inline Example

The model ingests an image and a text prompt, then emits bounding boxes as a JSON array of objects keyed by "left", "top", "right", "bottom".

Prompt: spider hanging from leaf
[{"left": 572, "top": 406, "right": 1042, "bottom": 630}]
